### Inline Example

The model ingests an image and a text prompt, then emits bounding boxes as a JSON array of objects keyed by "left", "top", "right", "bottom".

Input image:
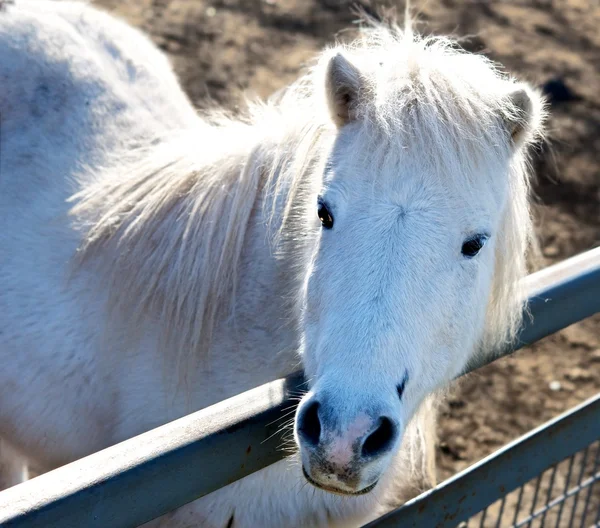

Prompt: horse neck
[{"left": 73, "top": 112, "right": 321, "bottom": 390}]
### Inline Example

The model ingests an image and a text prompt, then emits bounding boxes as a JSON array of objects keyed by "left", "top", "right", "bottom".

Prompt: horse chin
[{"left": 301, "top": 466, "right": 379, "bottom": 496}]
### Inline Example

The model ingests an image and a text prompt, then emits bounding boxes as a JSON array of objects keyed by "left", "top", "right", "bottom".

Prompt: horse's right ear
[{"left": 325, "top": 53, "right": 364, "bottom": 127}]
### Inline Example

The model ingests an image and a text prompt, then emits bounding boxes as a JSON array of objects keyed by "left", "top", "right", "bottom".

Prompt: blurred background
[{"left": 93, "top": 0, "right": 599, "bottom": 520}]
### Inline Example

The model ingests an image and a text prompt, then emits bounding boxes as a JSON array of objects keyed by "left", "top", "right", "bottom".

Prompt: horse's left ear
[
  {"left": 504, "top": 84, "right": 545, "bottom": 149},
  {"left": 325, "top": 53, "right": 364, "bottom": 127}
]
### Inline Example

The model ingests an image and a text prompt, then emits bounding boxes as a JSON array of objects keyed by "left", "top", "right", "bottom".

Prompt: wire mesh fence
[
  {"left": 463, "top": 440, "right": 600, "bottom": 528},
  {"left": 366, "top": 394, "right": 600, "bottom": 528}
]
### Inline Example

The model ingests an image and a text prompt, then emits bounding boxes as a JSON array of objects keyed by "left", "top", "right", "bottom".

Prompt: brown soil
[{"left": 94, "top": 0, "right": 600, "bottom": 524}]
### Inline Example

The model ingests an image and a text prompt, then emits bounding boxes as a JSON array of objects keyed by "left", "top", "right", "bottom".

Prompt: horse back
[{"left": 0, "top": 0, "right": 198, "bottom": 199}]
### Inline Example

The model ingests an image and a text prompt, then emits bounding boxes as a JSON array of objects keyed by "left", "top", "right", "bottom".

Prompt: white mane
[{"left": 71, "top": 19, "right": 544, "bottom": 370}]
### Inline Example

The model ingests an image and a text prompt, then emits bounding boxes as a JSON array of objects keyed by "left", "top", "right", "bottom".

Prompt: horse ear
[
  {"left": 504, "top": 85, "right": 544, "bottom": 148},
  {"left": 326, "top": 53, "right": 364, "bottom": 127}
]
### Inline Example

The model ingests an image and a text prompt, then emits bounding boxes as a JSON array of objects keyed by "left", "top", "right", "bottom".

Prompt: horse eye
[
  {"left": 317, "top": 200, "right": 334, "bottom": 229},
  {"left": 461, "top": 235, "right": 488, "bottom": 258}
]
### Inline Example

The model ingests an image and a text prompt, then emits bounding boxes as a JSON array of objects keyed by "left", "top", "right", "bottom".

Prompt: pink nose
[{"left": 296, "top": 398, "right": 399, "bottom": 461}]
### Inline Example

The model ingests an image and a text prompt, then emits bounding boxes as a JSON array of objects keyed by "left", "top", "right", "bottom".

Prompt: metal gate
[
  {"left": 468, "top": 442, "right": 600, "bottom": 528},
  {"left": 365, "top": 395, "right": 600, "bottom": 527}
]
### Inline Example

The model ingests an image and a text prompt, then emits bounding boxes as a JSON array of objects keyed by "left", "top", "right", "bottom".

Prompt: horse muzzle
[{"left": 294, "top": 392, "right": 400, "bottom": 495}]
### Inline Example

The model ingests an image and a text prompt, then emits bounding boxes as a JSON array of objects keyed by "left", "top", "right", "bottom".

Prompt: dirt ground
[{"left": 93, "top": 0, "right": 600, "bottom": 523}]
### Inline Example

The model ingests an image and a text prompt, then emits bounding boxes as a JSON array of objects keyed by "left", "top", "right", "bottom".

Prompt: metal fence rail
[
  {"left": 473, "top": 440, "right": 600, "bottom": 528},
  {"left": 364, "top": 394, "right": 600, "bottom": 528},
  {"left": 0, "top": 247, "right": 599, "bottom": 527}
]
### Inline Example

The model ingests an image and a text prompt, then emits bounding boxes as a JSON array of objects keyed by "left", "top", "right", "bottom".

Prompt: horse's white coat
[{"left": 0, "top": 1, "right": 544, "bottom": 526}]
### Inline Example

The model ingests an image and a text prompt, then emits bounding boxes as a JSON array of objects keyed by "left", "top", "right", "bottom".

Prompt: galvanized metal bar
[
  {"left": 512, "top": 483, "right": 526, "bottom": 525},
  {"left": 539, "top": 463, "right": 559, "bottom": 527},
  {"left": 513, "top": 472, "right": 600, "bottom": 528},
  {"left": 478, "top": 506, "right": 488, "bottom": 528},
  {"left": 464, "top": 246, "right": 600, "bottom": 373},
  {"left": 579, "top": 443, "right": 600, "bottom": 528},
  {"left": 0, "top": 249, "right": 599, "bottom": 527},
  {"left": 568, "top": 447, "right": 591, "bottom": 527},
  {"left": 363, "top": 393, "right": 600, "bottom": 528},
  {"left": 556, "top": 455, "right": 577, "bottom": 528},
  {"left": 493, "top": 495, "right": 506, "bottom": 528},
  {"left": 526, "top": 474, "right": 543, "bottom": 528}
]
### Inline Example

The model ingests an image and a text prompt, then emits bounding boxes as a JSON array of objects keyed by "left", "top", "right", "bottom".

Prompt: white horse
[{"left": 0, "top": 1, "right": 545, "bottom": 526}]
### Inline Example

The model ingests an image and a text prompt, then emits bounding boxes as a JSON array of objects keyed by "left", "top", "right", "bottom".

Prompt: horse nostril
[
  {"left": 298, "top": 400, "right": 321, "bottom": 447},
  {"left": 361, "top": 417, "right": 397, "bottom": 458}
]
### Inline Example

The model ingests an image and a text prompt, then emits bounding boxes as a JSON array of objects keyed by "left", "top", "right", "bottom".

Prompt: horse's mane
[{"left": 71, "top": 18, "right": 544, "bottom": 372}]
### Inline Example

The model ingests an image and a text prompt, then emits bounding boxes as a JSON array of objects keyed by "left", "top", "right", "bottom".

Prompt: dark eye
[
  {"left": 317, "top": 199, "right": 334, "bottom": 229},
  {"left": 461, "top": 234, "right": 488, "bottom": 258}
]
